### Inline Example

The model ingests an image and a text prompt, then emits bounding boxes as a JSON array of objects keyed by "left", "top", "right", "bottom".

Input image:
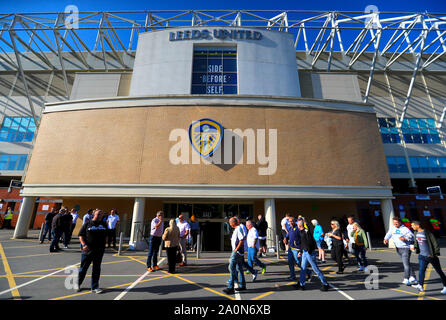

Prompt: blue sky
[
  {"left": 1, "top": 0, "right": 444, "bottom": 54},
  {"left": 0, "top": 0, "right": 445, "bottom": 13}
]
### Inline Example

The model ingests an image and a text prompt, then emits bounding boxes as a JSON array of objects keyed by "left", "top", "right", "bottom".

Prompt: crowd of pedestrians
[
  {"left": 36, "top": 206, "right": 121, "bottom": 293},
  {"left": 220, "top": 212, "right": 445, "bottom": 295},
  {"left": 28, "top": 205, "right": 446, "bottom": 296}
]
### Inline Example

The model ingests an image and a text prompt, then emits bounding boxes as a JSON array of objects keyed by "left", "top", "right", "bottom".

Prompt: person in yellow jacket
[
  {"left": 2, "top": 208, "right": 13, "bottom": 229},
  {"left": 350, "top": 222, "right": 369, "bottom": 272}
]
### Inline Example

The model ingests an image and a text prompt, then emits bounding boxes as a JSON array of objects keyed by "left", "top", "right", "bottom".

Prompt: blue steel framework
[{"left": 0, "top": 10, "right": 446, "bottom": 186}]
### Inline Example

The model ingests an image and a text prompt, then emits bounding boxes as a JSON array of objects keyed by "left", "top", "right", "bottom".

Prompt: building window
[
  {"left": 401, "top": 118, "right": 440, "bottom": 144},
  {"left": 386, "top": 156, "right": 408, "bottom": 173},
  {"left": 409, "top": 156, "right": 446, "bottom": 173},
  {"left": 378, "top": 118, "right": 400, "bottom": 144},
  {"left": 191, "top": 47, "right": 237, "bottom": 95},
  {"left": 378, "top": 117, "right": 441, "bottom": 144},
  {"left": 0, "top": 154, "right": 27, "bottom": 171},
  {"left": 0, "top": 117, "right": 37, "bottom": 142}
]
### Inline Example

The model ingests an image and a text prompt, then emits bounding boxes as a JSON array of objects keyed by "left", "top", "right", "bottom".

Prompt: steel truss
[{"left": 0, "top": 10, "right": 446, "bottom": 125}]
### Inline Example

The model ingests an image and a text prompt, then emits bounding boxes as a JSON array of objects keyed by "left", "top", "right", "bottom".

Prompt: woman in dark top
[
  {"left": 256, "top": 214, "right": 268, "bottom": 257},
  {"left": 327, "top": 220, "right": 345, "bottom": 274}
]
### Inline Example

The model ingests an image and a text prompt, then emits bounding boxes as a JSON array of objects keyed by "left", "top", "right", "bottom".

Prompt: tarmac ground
[{"left": 0, "top": 229, "right": 446, "bottom": 301}]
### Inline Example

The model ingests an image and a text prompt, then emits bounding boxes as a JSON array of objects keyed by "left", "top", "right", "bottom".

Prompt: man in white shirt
[
  {"left": 146, "top": 211, "right": 164, "bottom": 272},
  {"left": 82, "top": 209, "right": 93, "bottom": 225},
  {"left": 223, "top": 217, "right": 248, "bottom": 295},
  {"left": 246, "top": 220, "right": 266, "bottom": 279},
  {"left": 346, "top": 216, "right": 355, "bottom": 254},
  {"left": 281, "top": 213, "right": 292, "bottom": 252},
  {"left": 384, "top": 217, "right": 418, "bottom": 285},
  {"left": 67, "top": 208, "right": 79, "bottom": 245},
  {"left": 176, "top": 214, "right": 191, "bottom": 266},
  {"left": 106, "top": 209, "right": 120, "bottom": 249}
]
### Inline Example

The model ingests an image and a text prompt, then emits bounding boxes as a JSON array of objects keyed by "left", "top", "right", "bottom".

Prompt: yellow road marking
[
  {"left": 373, "top": 249, "right": 446, "bottom": 259},
  {"left": 263, "top": 258, "right": 284, "bottom": 263},
  {"left": 50, "top": 274, "right": 171, "bottom": 300},
  {"left": 174, "top": 273, "right": 229, "bottom": 276},
  {"left": 418, "top": 266, "right": 433, "bottom": 301},
  {"left": 126, "top": 255, "right": 234, "bottom": 300},
  {"left": 4, "top": 274, "right": 172, "bottom": 278},
  {"left": 12, "top": 257, "right": 135, "bottom": 276},
  {"left": 7, "top": 238, "right": 39, "bottom": 242},
  {"left": 7, "top": 253, "right": 63, "bottom": 259},
  {"left": 390, "top": 288, "right": 442, "bottom": 301},
  {"left": 352, "top": 280, "right": 444, "bottom": 301},
  {"left": 0, "top": 242, "right": 20, "bottom": 300},
  {"left": 1, "top": 245, "right": 46, "bottom": 249},
  {"left": 251, "top": 291, "right": 275, "bottom": 300},
  {"left": 162, "top": 270, "right": 235, "bottom": 300}
]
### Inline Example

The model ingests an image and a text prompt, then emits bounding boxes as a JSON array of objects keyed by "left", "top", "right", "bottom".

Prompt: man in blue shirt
[
  {"left": 223, "top": 217, "right": 248, "bottom": 295},
  {"left": 147, "top": 211, "right": 164, "bottom": 272},
  {"left": 190, "top": 215, "right": 200, "bottom": 251},
  {"left": 285, "top": 216, "right": 311, "bottom": 282},
  {"left": 297, "top": 220, "right": 330, "bottom": 291}
]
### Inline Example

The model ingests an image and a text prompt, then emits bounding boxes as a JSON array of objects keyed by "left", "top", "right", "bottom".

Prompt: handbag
[
  {"left": 321, "top": 239, "right": 328, "bottom": 249},
  {"left": 176, "top": 248, "right": 183, "bottom": 263}
]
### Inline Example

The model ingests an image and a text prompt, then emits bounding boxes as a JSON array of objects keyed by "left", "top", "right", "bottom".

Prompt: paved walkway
[{"left": 0, "top": 230, "right": 445, "bottom": 300}]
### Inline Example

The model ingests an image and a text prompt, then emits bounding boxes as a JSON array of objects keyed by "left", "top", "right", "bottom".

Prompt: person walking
[
  {"left": 384, "top": 217, "right": 418, "bottom": 286},
  {"left": 189, "top": 215, "right": 200, "bottom": 252},
  {"left": 2, "top": 208, "right": 13, "bottom": 229},
  {"left": 147, "top": 211, "right": 164, "bottom": 272},
  {"left": 285, "top": 216, "right": 312, "bottom": 281},
  {"left": 82, "top": 209, "right": 93, "bottom": 225},
  {"left": 40, "top": 208, "right": 57, "bottom": 243},
  {"left": 77, "top": 209, "right": 107, "bottom": 294},
  {"left": 67, "top": 208, "right": 79, "bottom": 245},
  {"left": 60, "top": 209, "right": 73, "bottom": 249},
  {"left": 410, "top": 221, "right": 446, "bottom": 294},
  {"left": 106, "top": 209, "right": 120, "bottom": 249},
  {"left": 346, "top": 216, "right": 356, "bottom": 256},
  {"left": 223, "top": 217, "right": 247, "bottom": 294},
  {"left": 256, "top": 214, "right": 268, "bottom": 257},
  {"left": 311, "top": 219, "right": 326, "bottom": 263},
  {"left": 296, "top": 220, "right": 330, "bottom": 291},
  {"left": 162, "top": 219, "right": 181, "bottom": 274},
  {"left": 280, "top": 213, "right": 292, "bottom": 252},
  {"left": 49, "top": 208, "right": 66, "bottom": 252},
  {"left": 327, "top": 220, "right": 345, "bottom": 274},
  {"left": 350, "top": 222, "right": 369, "bottom": 272},
  {"left": 176, "top": 214, "right": 190, "bottom": 267},
  {"left": 341, "top": 217, "right": 351, "bottom": 265},
  {"left": 246, "top": 220, "right": 266, "bottom": 279}
]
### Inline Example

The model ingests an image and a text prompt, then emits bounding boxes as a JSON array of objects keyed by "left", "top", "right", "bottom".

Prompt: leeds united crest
[{"left": 188, "top": 118, "right": 223, "bottom": 158}]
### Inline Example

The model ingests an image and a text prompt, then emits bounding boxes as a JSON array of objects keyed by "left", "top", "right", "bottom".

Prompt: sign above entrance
[
  {"left": 169, "top": 29, "right": 262, "bottom": 41},
  {"left": 188, "top": 118, "right": 223, "bottom": 158}
]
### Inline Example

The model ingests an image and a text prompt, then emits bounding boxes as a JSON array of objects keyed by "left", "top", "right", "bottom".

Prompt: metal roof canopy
[{"left": 0, "top": 10, "right": 446, "bottom": 131}]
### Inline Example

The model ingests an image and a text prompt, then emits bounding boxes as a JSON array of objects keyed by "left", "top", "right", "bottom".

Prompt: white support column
[
  {"left": 129, "top": 197, "right": 145, "bottom": 250},
  {"left": 381, "top": 199, "right": 396, "bottom": 248},
  {"left": 13, "top": 196, "right": 36, "bottom": 239},
  {"left": 264, "top": 199, "right": 277, "bottom": 251}
]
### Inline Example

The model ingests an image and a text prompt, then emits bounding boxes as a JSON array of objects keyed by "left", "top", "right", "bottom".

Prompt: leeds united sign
[{"left": 169, "top": 29, "right": 262, "bottom": 41}]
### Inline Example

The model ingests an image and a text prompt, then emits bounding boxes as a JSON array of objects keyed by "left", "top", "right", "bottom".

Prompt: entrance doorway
[{"left": 162, "top": 202, "right": 253, "bottom": 251}]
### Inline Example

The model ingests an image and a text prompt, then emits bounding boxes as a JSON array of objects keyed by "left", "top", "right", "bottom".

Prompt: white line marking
[
  {"left": 234, "top": 282, "right": 242, "bottom": 300},
  {"left": 329, "top": 283, "right": 355, "bottom": 300},
  {"left": 114, "top": 258, "right": 166, "bottom": 301},
  {"left": 0, "top": 263, "right": 80, "bottom": 297}
]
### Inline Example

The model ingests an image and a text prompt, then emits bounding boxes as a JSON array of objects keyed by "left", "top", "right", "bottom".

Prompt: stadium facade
[{"left": 0, "top": 10, "right": 445, "bottom": 250}]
